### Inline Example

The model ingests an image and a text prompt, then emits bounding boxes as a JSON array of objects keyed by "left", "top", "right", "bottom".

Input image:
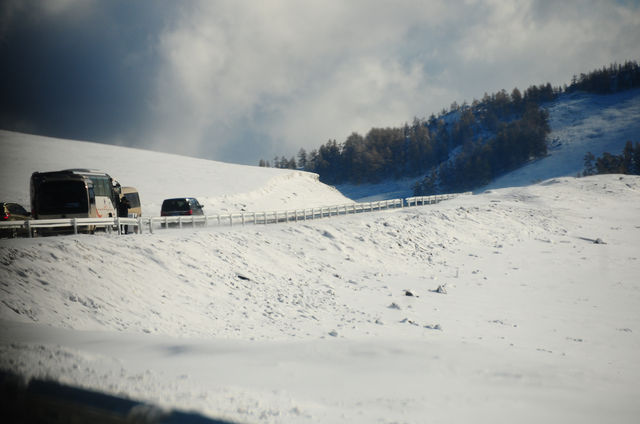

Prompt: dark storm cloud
[{"left": 0, "top": 0, "right": 173, "bottom": 146}]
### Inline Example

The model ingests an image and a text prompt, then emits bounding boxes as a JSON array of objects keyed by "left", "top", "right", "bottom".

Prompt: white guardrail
[{"left": 0, "top": 193, "right": 470, "bottom": 238}]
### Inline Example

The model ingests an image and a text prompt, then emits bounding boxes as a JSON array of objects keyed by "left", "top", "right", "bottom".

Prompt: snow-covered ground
[{"left": 1, "top": 89, "right": 640, "bottom": 423}]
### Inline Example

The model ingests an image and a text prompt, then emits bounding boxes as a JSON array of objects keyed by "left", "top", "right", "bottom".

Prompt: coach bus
[{"left": 30, "top": 169, "right": 121, "bottom": 220}]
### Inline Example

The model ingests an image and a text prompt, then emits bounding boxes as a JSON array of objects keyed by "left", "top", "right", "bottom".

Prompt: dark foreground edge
[{"left": 0, "top": 371, "right": 239, "bottom": 424}]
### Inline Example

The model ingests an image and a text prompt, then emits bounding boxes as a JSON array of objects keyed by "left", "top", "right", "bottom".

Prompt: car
[
  {"left": 160, "top": 197, "right": 204, "bottom": 227},
  {"left": 1, "top": 202, "right": 31, "bottom": 238}
]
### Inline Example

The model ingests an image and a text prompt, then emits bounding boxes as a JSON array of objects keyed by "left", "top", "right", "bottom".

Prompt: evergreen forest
[{"left": 583, "top": 141, "right": 640, "bottom": 176}]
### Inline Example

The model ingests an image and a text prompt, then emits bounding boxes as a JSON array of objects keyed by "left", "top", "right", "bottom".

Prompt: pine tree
[
  {"left": 622, "top": 141, "right": 633, "bottom": 174},
  {"left": 596, "top": 152, "right": 623, "bottom": 174},
  {"left": 632, "top": 142, "right": 640, "bottom": 175},
  {"left": 511, "top": 87, "right": 523, "bottom": 111},
  {"left": 297, "top": 148, "right": 307, "bottom": 170},
  {"left": 583, "top": 152, "right": 596, "bottom": 176}
]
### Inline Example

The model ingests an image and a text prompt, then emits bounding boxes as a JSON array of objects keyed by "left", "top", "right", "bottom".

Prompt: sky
[{"left": 1, "top": 0, "right": 639, "bottom": 165}]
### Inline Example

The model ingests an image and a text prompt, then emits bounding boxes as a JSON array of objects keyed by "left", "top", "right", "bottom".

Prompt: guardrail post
[
  {"left": 148, "top": 218, "right": 153, "bottom": 234},
  {"left": 114, "top": 218, "right": 119, "bottom": 235},
  {"left": 242, "top": 213, "right": 245, "bottom": 226},
  {"left": 137, "top": 217, "right": 142, "bottom": 234},
  {"left": 26, "top": 220, "right": 32, "bottom": 238}
]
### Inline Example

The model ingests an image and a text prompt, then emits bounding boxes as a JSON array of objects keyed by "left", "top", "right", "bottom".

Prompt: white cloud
[{"left": 139, "top": 0, "right": 640, "bottom": 163}]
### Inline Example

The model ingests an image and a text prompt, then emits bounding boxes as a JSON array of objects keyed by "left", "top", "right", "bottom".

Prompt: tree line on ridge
[{"left": 260, "top": 60, "right": 640, "bottom": 195}]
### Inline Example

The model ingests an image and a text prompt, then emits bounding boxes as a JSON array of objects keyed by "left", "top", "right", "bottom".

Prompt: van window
[{"left": 162, "top": 199, "right": 189, "bottom": 211}]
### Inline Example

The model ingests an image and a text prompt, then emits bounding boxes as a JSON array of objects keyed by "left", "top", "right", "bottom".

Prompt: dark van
[
  {"left": 160, "top": 198, "right": 204, "bottom": 227},
  {"left": 161, "top": 198, "right": 204, "bottom": 216}
]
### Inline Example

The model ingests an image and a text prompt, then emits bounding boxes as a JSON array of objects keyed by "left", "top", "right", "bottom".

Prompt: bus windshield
[{"left": 38, "top": 180, "right": 89, "bottom": 215}]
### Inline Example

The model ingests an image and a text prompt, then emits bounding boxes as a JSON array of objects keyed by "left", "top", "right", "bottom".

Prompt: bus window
[
  {"left": 38, "top": 181, "right": 89, "bottom": 215},
  {"left": 89, "top": 176, "right": 109, "bottom": 197},
  {"left": 124, "top": 192, "right": 140, "bottom": 208}
]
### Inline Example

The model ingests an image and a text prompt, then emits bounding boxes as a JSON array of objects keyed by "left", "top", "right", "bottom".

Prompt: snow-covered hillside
[
  {"left": 337, "top": 89, "right": 640, "bottom": 200},
  {"left": 1, "top": 128, "right": 639, "bottom": 423},
  {"left": 484, "top": 88, "right": 640, "bottom": 191},
  {"left": 0, "top": 130, "right": 351, "bottom": 215}
]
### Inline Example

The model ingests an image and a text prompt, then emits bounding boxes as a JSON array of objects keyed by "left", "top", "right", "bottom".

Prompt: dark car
[
  {"left": 1, "top": 202, "right": 31, "bottom": 238},
  {"left": 160, "top": 198, "right": 204, "bottom": 227}
]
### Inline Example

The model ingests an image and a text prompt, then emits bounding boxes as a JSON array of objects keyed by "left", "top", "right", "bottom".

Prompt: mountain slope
[
  {"left": 483, "top": 88, "right": 640, "bottom": 191},
  {"left": 337, "top": 88, "right": 640, "bottom": 200}
]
